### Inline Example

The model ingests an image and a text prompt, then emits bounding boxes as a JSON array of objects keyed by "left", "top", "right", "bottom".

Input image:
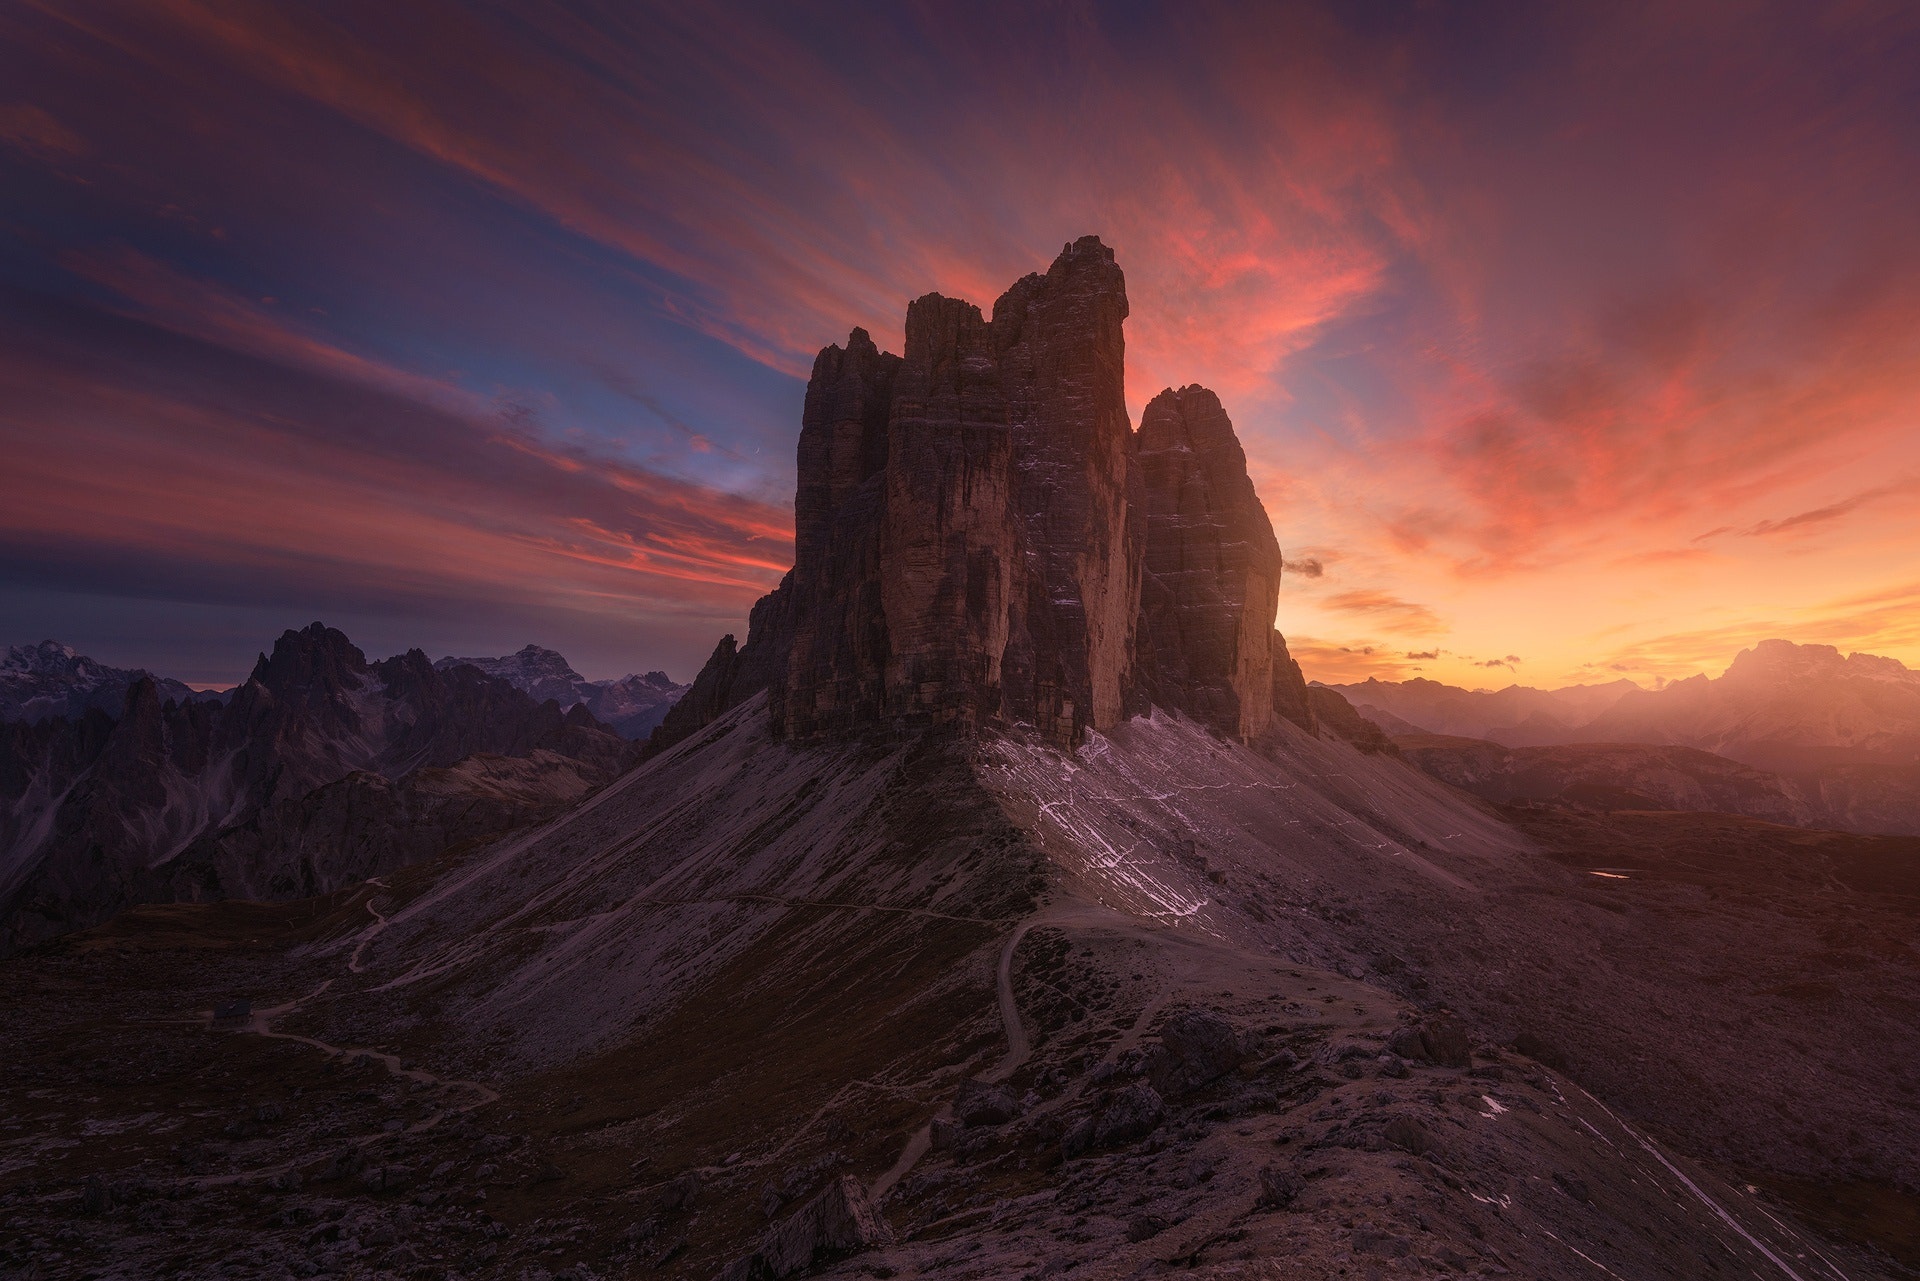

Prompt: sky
[{"left": 2, "top": 1, "right": 1918, "bottom": 689}]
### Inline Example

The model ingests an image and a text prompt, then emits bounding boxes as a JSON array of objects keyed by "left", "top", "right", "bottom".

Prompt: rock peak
[
  {"left": 1060, "top": 233, "right": 1116, "bottom": 261},
  {"left": 656, "top": 240, "right": 1312, "bottom": 752}
]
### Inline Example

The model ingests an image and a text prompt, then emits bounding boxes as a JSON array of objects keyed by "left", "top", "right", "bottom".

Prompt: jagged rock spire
[{"left": 653, "top": 237, "right": 1315, "bottom": 752}]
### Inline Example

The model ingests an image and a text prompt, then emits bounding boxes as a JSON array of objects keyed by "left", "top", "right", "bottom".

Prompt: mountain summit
[
  {"left": 0, "top": 639, "right": 209, "bottom": 724},
  {"left": 656, "top": 236, "right": 1315, "bottom": 753},
  {"left": 435, "top": 644, "right": 687, "bottom": 738}
]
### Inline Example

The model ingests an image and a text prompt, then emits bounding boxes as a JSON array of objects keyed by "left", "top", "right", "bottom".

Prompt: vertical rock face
[
  {"left": 656, "top": 236, "right": 1318, "bottom": 752},
  {"left": 879, "top": 292, "right": 1017, "bottom": 732},
  {"left": 991, "top": 239, "right": 1141, "bottom": 739},
  {"left": 869, "top": 237, "right": 1140, "bottom": 744},
  {"left": 1134, "top": 386, "right": 1283, "bottom": 741},
  {"left": 1270, "top": 630, "right": 1315, "bottom": 732},
  {"left": 777, "top": 331, "right": 900, "bottom": 740}
]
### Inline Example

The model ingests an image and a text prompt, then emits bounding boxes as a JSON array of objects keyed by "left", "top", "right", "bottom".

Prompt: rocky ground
[{"left": 4, "top": 714, "right": 1917, "bottom": 1279}]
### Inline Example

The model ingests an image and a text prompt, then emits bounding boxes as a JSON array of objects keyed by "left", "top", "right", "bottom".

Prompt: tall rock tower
[
  {"left": 651, "top": 237, "right": 1315, "bottom": 754},
  {"left": 1133, "top": 385, "right": 1287, "bottom": 742}
]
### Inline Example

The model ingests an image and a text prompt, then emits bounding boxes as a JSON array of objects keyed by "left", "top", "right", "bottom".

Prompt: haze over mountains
[
  {"left": 1331, "top": 639, "right": 1920, "bottom": 766},
  {"left": 1333, "top": 641, "right": 1920, "bottom": 834}
]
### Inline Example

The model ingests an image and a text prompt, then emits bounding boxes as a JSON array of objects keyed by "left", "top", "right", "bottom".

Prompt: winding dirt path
[
  {"left": 181, "top": 878, "right": 498, "bottom": 1190},
  {"left": 874, "top": 914, "right": 1044, "bottom": 1199},
  {"left": 346, "top": 877, "right": 389, "bottom": 973},
  {"left": 982, "top": 918, "right": 1040, "bottom": 1085}
]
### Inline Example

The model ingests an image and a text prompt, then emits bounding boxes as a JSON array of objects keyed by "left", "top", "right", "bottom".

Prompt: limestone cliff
[
  {"left": 1134, "top": 385, "right": 1285, "bottom": 741},
  {"left": 656, "top": 237, "right": 1317, "bottom": 752}
]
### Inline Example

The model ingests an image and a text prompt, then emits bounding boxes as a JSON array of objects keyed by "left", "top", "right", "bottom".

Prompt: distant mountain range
[
  {"left": 0, "top": 640, "right": 222, "bottom": 724},
  {"left": 433, "top": 644, "right": 686, "bottom": 739},
  {"left": 1331, "top": 640, "right": 1920, "bottom": 834},
  {"left": 0, "top": 624, "right": 646, "bottom": 953},
  {"left": 1329, "top": 640, "right": 1920, "bottom": 765},
  {"left": 1326, "top": 675, "right": 1642, "bottom": 745}
]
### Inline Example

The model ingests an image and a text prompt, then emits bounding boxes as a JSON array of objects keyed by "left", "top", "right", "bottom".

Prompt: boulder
[
  {"left": 954, "top": 1078, "right": 1019, "bottom": 1127},
  {"left": 1092, "top": 1081, "right": 1166, "bottom": 1146},
  {"left": 1387, "top": 1026, "right": 1430, "bottom": 1061},
  {"left": 722, "top": 1175, "right": 894, "bottom": 1280},
  {"left": 1145, "top": 1008, "right": 1250, "bottom": 1096},
  {"left": 1555, "top": 1171, "right": 1594, "bottom": 1203},
  {"left": 1256, "top": 1164, "right": 1301, "bottom": 1209},
  {"left": 357, "top": 1164, "right": 411, "bottom": 1193},
  {"left": 1420, "top": 1018, "right": 1473, "bottom": 1069},
  {"left": 1383, "top": 1115, "right": 1433, "bottom": 1156}
]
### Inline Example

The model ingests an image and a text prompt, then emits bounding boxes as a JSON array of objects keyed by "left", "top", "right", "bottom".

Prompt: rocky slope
[
  {"left": 1397, "top": 734, "right": 1824, "bottom": 826},
  {"left": 435, "top": 645, "right": 687, "bottom": 739},
  {"left": 0, "top": 624, "right": 631, "bottom": 953},
  {"left": 1399, "top": 732, "right": 1920, "bottom": 836},
  {"left": 4, "top": 688, "right": 1913, "bottom": 1278},
  {"left": 0, "top": 640, "right": 214, "bottom": 724}
]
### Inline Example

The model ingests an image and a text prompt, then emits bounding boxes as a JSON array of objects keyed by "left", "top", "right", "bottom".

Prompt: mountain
[
  {"left": 0, "top": 639, "right": 216, "bottom": 724},
  {"left": 1325, "top": 675, "right": 1642, "bottom": 746},
  {"left": 435, "top": 644, "right": 688, "bottom": 739},
  {"left": 435, "top": 643, "right": 593, "bottom": 707},
  {"left": 1334, "top": 642, "right": 1920, "bottom": 768},
  {"left": 318, "top": 254, "right": 1860, "bottom": 1254},
  {"left": 2, "top": 239, "right": 1910, "bottom": 1279},
  {"left": 1343, "top": 643, "right": 1920, "bottom": 834},
  {"left": 1578, "top": 639, "right": 1920, "bottom": 770},
  {"left": 0, "top": 623, "right": 632, "bottom": 953},
  {"left": 653, "top": 237, "right": 1325, "bottom": 756}
]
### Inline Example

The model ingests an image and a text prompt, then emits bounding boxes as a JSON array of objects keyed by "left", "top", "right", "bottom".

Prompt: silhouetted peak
[
  {"left": 248, "top": 623, "right": 368, "bottom": 697},
  {"left": 121, "top": 674, "right": 163, "bottom": 722},
  {"left": 1723, "top": 639, "right": 1916, "bottom": 686}
]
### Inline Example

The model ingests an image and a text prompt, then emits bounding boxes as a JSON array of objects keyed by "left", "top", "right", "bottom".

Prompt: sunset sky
[{"left": 3, "top": 2, "right": 1918, "bottom": 689}]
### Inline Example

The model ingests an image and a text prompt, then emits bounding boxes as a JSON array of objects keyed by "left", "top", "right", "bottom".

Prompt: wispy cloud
[
  {"left": 1731, "top": 479, "right": 1920, "bottom": 539},
  {"left": 1319, "top": 590, "right": 1446, "bottom": 635}
]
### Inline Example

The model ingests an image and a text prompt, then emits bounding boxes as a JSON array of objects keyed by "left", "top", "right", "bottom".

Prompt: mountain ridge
[
  {"left": 1328, "top": 640, "right": 1920, "bottom": 761},
  {"left": 434, "top": 644, "right": 687, "bottom": 739},
  {"left": 0, "top": 622, "right": 634, "bottom": 953},
  {"left": 0, "top": 639, "right": 215, "bottom": 725}
]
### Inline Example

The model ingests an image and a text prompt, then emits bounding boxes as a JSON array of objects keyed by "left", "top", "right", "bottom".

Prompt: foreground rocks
[{"left": 719, "top": 1176, "right": 893, "bottom": 1280}]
